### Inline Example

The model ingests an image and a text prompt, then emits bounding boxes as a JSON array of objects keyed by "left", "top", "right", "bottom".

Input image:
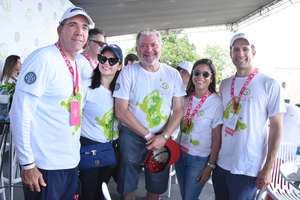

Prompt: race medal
[
  {"left": 224, "top": 113, "right": 239, "bottom": 136},
  {"left": 70, "top": 99, "right": 80, "bottom": 126},
  {"left": 181, "top": 120, "right": 193, "bottom": 134},
  {"left": 232, "top": 96, "right": 240, "bottom": 113}
]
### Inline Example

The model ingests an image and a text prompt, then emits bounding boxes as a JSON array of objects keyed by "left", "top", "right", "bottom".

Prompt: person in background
[
  {"left": 79, "top": 44, "right": 123, "bottom": 200},
  {"left": 124, "top": 53, "right": 138, "bottom": 66},
  {"left": 113, "top": 29, "right": 185, "bottom": 200},
  {"left": 175, "top": 59, "right": 222, "bottom": 200},
  {"left": 212, "top": 33, "right": 285, "bottom": 200},
  {"left": 176, "top": 61, "right": 193, "bottom": 89},
  {"left": 10, "top": 7, "right": 94, "bottom": 200},
  {"left": 0, "top": 55, "right": 21, "bottom": 84},
  {"left": 81, "top": 28, "right": 106, "bottom": 88}
]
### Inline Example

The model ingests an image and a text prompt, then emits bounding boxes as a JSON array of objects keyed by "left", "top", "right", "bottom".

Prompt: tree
[
  {"left": 126, "top": 31, "right": 199, "bottom": 67},
  {"left": 203, "top": 45, "right": 234, "bottom": 86}
]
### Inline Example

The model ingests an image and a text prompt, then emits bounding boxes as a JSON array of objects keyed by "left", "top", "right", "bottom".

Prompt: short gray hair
[{"left": 136, "top": 29, "right": 162, "bottom": 47}]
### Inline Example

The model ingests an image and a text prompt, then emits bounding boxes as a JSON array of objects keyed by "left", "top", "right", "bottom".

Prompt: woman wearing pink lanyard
[{"left": 175, "top": 58, "right": 223, "bottom": 200}]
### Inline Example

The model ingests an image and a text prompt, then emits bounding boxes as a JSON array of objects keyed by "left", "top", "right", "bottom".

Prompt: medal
[{"left": 232, "top": 96, "right": 240, "bottom": 113}]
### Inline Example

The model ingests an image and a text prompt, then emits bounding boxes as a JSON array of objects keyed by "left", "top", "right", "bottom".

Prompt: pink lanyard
[
  {"left": 184, "top": 91, "right": 211, "bottom": 125},
  {"left": 83, "top": 53, "right": 99, "bottom": 69},
  {"left": 230, "top": 68, "right": 258, "bottom": 112},
  {"left": 55, "top": 42, "right": 79, "bottom": 96}
]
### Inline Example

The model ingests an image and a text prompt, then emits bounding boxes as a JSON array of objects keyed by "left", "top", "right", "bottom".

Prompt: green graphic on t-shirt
[
  {"left": 138, "top": 90, "right": 167, "bottom": 128},
  {"left": 223, "top": 101, "right": 247, "bottom": 132},
  {"left": 95, "top": 109, "right": 118, "bottom": 140},
  {"left": 60, "top": 92, "right": 82, "bottom": 134},
  {"left": 190, "top": 139, "right": 200, "bottom": 146}
]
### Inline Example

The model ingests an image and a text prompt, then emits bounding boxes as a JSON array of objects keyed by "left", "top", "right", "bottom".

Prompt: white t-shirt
[
  {"left": 78, "top": 55, "right": 93, "bottom": 90},
  {"left": 218, "top": 72, "right": 286, "bottom": 176},
  {"left": 113, "top": 63, "right": 186, "bottom": 133},
  {"left": 179, "top": 93, "right": 223, "bottom": 157},
  {"left": 10, "top": 44, "right": 85, "bottom": 170},
  {"left": 81, "top": 85, "right": 118, "bottom": 143}
]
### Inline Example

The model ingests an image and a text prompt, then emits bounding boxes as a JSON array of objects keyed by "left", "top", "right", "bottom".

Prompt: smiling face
[
  {"left": 192, "top": 64, "right": 212, "bottom": 93},
  {"left": 57, "top": 15, "right": 89, "bottom": 58},
  {"left": 136, "top": 33, "right": 162, "bottom": 67},
  {"left": 98, "top": 51, "right": 121, "bottom": 77},
  {"left": 230, "top": 39, "right": 256, "bottom": 70}
]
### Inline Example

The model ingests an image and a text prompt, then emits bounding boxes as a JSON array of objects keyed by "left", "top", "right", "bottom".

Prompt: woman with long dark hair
[
  {"left": 79, "top": 44, "right": 123, "bottom": 200},
  {"left": 175, "top": 58, "right": 223, "bottom": 200},
  {"left": 1, "top": 55, "right": 21, "bottom": 84}
]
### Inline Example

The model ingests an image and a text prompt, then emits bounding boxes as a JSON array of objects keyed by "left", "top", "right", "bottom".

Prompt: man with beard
[
  {"left": 113, "top": 29, "right": 185, "bottom": 200},
  {"left": 212, "top": 33, "right": 285, "bottom": 200}
]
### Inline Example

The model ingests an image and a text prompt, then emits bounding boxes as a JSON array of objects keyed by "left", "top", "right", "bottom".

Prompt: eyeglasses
[
  {"left": 98, "top": 55, "right": 119, "bottom": 66},
  {"left": 90, "top": 40, "right": 107, "bottom": 47},
  {"left": 192, "top": 70, "right": 211, "bottom": 78}
]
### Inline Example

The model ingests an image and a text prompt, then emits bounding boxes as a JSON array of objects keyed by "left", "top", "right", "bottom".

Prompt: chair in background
[{"left": 257, "top": 143, "right": 300, "bottom": 200}]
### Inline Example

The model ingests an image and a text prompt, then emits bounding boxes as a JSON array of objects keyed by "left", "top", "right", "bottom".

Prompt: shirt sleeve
[
  {"left": 266, "top": 79, "right": 286, "bottom": 117},
  {"left": 113, "top": 66, "right": 132, "bottom": 100},
  {"left": 212, "top": 96, "right": 224, "bottom": 128},
  {"left": 10, "top": 90, "right": 39, "bottom": 165},
  {"left": 16, "top": 50, "right": 50, "bottom": 97},
  {"left": 172, "top": 69, "right": 186, "bottom": 97}
]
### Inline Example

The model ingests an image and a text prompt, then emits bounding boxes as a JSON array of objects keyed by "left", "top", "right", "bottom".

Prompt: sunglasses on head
[
  {"left": 98, "top": 55, "right": 119, "bottom": 66},
  {"left": 90, "top": 40, "right": 107, "bottom": 47},
  {"left": 192, "top": 70, "right": 211, "bottom": 78}
]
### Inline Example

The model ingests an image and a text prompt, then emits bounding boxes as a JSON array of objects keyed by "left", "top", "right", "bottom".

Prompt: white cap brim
[{"left": 60, "top": 7, "right": 95, "bottom": 29}]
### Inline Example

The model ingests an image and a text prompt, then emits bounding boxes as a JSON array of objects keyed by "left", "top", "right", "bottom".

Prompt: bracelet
[
  {"left": 22, "top": 162, "right": 36, "bottom": 170},
  {"left": 144, "top": 132, "right": 153, "bottom": 140},
  {"left": 207, "top": 162, "right": 216, "bottom": 169}
]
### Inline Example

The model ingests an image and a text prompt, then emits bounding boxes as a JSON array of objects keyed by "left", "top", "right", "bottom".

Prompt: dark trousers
[
  {"left": 79, "top": 166, "right": 115, "bottom": 200},
  {"left": 212, "top": 165, "right": 257, "bottom": 200},
  {"left": 23, "top": 167, "right": 78, "bottom": 200}
]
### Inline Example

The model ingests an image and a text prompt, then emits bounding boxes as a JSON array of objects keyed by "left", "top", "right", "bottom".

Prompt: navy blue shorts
[
  {"left": 23, "top": 167, "right": 79, "bottom": 200},
  {"left": 117, "top": 125, "right": 170, "bottom": 195},
  {"left": 212, "top": 165, "right": 257, "bottom": 200}
]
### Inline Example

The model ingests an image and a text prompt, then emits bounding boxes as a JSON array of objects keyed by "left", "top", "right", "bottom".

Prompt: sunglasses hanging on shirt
[{"left": 98, "top": 55, "right": 119, "bottom": 66}]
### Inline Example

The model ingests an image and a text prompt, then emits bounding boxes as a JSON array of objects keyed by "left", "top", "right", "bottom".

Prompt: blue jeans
[
  {"left": 117, "top": 125, "right": 169, "bottom": 195},
  {"left": 175, "top": 151, "right": 208, "bottom": 200},
  {"left": 212, "top": 165, "right": 257, "bottom": 200}
]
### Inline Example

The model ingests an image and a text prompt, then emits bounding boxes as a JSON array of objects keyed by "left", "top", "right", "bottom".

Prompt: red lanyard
[
  {"left": 184, "top": 91, "right": 211, "bottom": 125},
  {"left": 230, "top": 68, "right": 258, "bottom": 112},
  {"left": 83, "top": 53, "right": 98, "bottom": 69},
  {"left": 55, "top": 42, "right": 79, "bottom": 96}
]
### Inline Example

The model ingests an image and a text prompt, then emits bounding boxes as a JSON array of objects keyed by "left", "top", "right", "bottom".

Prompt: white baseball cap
[
  {"left": 60, "top": 7, "right": 95, "bottom": 28},
  {"left": 177, "top": 61, "right": 193, "bottom": 74},
  {"left": 230, "top": 33, "right": 254, "bottom": 48}
]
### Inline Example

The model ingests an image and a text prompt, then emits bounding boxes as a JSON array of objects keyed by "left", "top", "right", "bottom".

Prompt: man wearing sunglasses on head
[
  {"left": 212, "top": 33, "right": 285, "bottom": 200},
  {"left": 81, "top": 28, "right": 107, "bottom": 88},
  {"left": 113, "top": 29, "right": 186, "bottom": 200}
]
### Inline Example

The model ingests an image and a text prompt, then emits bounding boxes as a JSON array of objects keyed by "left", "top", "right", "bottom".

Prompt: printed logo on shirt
[
  {"left": 24, "top": 72, "right": 37, "bottom": 84},
  {"left": 114, "top": 83, "right": 120, "bottom": 91}
]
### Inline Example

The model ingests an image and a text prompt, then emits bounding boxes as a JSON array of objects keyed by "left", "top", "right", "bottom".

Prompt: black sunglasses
[
  {"left": 98, "top": 55, "right": 119, "bottom": 66},
  {"left": 90, "top": 40, "right": 107, "bottom": 47},
  {"left": 192, "top": 70, "right": 211, "bottom": 78}
]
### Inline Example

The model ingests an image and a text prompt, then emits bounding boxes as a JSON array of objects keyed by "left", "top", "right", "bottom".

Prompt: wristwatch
[
  {"left": 207, "top": 162, "right": 216, "bottom": 169},
  {"left": 21, "top": 162, "right": 36, "bottom": 170},
  {"left": 162, "top": 133, "right": 170, "bottom": 140}
]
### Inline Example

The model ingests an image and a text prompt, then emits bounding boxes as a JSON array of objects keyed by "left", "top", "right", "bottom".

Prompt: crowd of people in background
[{"left": 0, "top": 5, "right": 286, "bottom": 200}]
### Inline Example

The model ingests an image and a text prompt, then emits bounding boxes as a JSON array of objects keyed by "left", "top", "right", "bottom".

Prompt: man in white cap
[
  {"left": 176, "top": 60, "right": 193, "bottom": 88},
  {"left": 10, "top": 6, "right": 94, "bottom": 200},
  {"left": 212, "top": 32, "right": 285, "bottom": 200}
]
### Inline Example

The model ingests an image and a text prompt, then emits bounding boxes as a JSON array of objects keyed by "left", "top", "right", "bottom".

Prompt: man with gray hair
[{"left": 113, "top": 29, "right": 185, "bottom": 200}]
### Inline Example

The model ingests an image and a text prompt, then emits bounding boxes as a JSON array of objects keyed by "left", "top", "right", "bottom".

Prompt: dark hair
[
  {"left": 89, "top": 49, "right": 122, "bottom": 92},
  {"left": 1, "top": 55, "right": 20, "bottom": 82},
  {"left": 186, "top": 58, "right": 217, "bottom": 96},
  {"left": 88, "top": 28, "right": 106, "bottom": 39},
  {"left": 124, "top": 53, "right": 138, "bottom": 65}
]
